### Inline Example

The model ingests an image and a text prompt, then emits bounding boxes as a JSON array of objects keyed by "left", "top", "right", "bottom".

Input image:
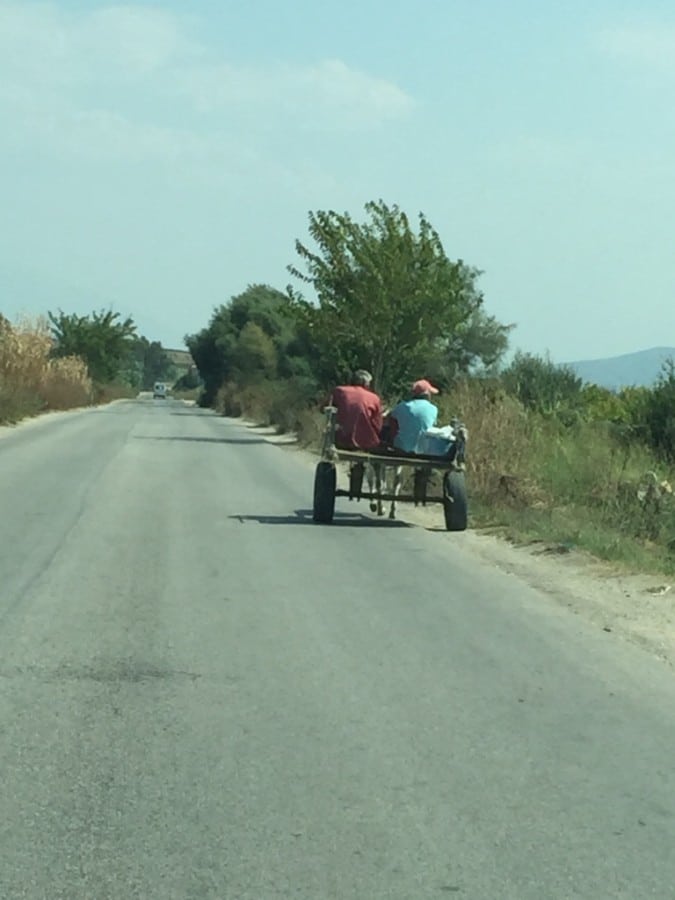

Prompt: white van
[{"left": 153, "top": 381, "right": 167, "bottom": 399}]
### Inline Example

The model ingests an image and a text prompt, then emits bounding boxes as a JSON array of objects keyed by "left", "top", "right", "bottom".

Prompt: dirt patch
[{"left": 241, "top": 418, "right": 675, "bottom": 669}]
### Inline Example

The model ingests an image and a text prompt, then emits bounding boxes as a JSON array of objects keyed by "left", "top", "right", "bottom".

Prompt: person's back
[
  {"left": 390, "top": 379, "right": 439, "bottom": 453},
  {"left": 330, "top": 371, "right": 382, "bottom": 450}
]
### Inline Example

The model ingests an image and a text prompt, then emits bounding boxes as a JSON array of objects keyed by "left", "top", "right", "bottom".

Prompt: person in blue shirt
[{"left": 388, "top": 379, "right": 439, "bottom": 453}]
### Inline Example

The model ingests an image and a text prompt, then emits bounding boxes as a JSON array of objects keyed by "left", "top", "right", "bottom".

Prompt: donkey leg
[
  {"left": 349, "top": 462, "right": 364, "bottom": 500},
  {"left": 366, "top": 463, "right": 379, "bottom": 513},
  {"left": 388, "top": 466, "right": 402, "bottom": 519},
  {"left": 375, "top": 464, "right": 385, "bottom": 516}
]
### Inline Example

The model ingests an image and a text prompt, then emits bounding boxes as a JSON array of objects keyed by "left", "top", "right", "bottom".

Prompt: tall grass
[
  {"left": 0, "top": 315, "right": 93, "bottom": 424},
  {"left": 438, "top": 379, "right": 545, "bottom": 506},
  {"left": 444, "top": 379, "right": 675, "bottom": 571}
]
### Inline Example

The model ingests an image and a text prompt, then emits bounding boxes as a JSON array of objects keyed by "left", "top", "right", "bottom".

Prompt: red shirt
[{"left": 329, "top": 385, "right": 383, "bottom": 450}]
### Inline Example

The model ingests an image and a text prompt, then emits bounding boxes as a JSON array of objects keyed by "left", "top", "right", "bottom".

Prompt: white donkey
[
  {"left": 363, "top": 417, "right": 467, "bottom": 520},
  {"left": 365, "top": 460, "right": 404, "bottom": 519},
  {"left": 365, "top": 460, "right": 436, "bottom": 520}
]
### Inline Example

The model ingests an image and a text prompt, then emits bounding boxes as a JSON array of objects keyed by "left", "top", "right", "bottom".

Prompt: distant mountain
[{"left": 564, "top": 347, "right": 675, "bottom": 390}]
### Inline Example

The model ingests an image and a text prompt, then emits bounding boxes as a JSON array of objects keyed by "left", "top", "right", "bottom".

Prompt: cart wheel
[
  {"left": 443, "top": 470, "right": 467, "bottom": 531},
  {"left": 313, "top": 461, "right": 336, "bottom": 523}
]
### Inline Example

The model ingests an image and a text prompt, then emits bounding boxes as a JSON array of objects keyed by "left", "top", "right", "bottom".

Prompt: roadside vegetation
[
  {"left": 0, "top": 310, "right": 182, "bottom": 425},
  {"left": 0, "top": 315, "right": 92, "bottom": 423},
  {"left": 186, "top": 199, "right": 675, "bottom": 573},
  {"left": 4, "top": 198, "right": 673, "bottom": 573}
]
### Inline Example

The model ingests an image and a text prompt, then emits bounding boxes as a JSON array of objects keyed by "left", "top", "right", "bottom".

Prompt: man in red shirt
[{"left": 328, "top": 370, "right": 383, "bottom": 451}]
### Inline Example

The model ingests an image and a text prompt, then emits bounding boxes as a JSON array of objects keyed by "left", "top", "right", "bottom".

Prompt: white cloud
[
  {"left": 178, "top": 58, "right": 412, "bottom": 126},
  {"left": 0, "top": 1, "right": 413, "bottom": 168},
  {"left": 0, "top": 3, "right": 193, "bottom": 85},
  {"left": 598, "top": 22, "right": 675, "bottom": 73},
  {"left": 79, "top": 6, "right": 193, "bottom": 76}
]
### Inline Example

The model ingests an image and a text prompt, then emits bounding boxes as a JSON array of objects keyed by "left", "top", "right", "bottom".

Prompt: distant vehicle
[{"left": 153, "top": 381, "right": 168, "bottom": 399}]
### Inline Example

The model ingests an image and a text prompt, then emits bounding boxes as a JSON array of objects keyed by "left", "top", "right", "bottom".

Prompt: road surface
[{"left": 1, "top": 398, "right": 675, "bottom": 899}]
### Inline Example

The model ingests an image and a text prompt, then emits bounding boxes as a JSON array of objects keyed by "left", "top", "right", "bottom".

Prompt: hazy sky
[{"left": 1, "top": 1, "right": 674, "bottom": 360}]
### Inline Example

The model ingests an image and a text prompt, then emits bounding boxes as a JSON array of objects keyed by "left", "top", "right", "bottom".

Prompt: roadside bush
[
  {"left": 501, "top": 351, "right": 583, "bottom": 419},
  {"left": 216, "top": 376, "right": 321, "bottom": 438},
  {"left": 172, "top": 386, "right": 202, "bottom": 402},
  {"left": 0, "top": 315, "right": 93, "bottom": 424},
  {"left": 40, "top": 356, "right": 92, "bottom": 410},
  {"left": 0, "top": 382, "right": 43, "bottom": 424},
  {"left": 92, "top": 382, "right": 135, "bottom": 404},
  {"left": 437, "top": 378, "right": 541, "bottom": 506},
  {"left": 432, "top": 374, "right": 675, "bottom": 567},
  {"left": 640, "top": 361, "right": 675, "bottom": 462},
  {"left": 577, "top": 383, "right": 629, "bottom": 424}
]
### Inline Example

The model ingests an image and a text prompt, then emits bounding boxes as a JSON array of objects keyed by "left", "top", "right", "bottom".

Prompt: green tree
[
  {"left": 185, "top": 316, "right": 233, "bottom": 406},
  {"left": 174, "top": 368, "right": 202, "bottom": 391},
  {"left": 426, "top": 308, "right": 514, "bottom": 386},
  {"left": 228, "top": 285, "right": 292, "bottom": 339},
  {"left": 186, "top": 284, "right": 315, "bottom": 405},
  {"left": 48, "top": 308, "right": 137, "bottom": 384},
  {"left": 641, "top": 359, "right": 675, "bottom": 461},
  {"left": 287, "top": 200, "right": 486, "bottom": 397},
  {"left": 113, "top": 337, "right": 177, "bottom": 390},
  {"left": 502, "top": 351, "right": 583, "bottom": 418},
  {"left": 576, "top": 383, "right": 630, "bottom": 423},
  {"left": 618, "top": 386, "right": 651, "bottom": 429},
  {"left": 232, "top": 322, "right": 277, "bottom": 382},
  {"left": 137, "top": 339, "right": 176, "bottom": 390}
]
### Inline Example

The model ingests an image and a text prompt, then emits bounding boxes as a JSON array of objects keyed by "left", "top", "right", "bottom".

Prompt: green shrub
[
  {"left": 641, "top": 360, "right": 675, "bottom": 461},
  {"left": 502, "top": 351, "right": 583, "bottom": 418}
]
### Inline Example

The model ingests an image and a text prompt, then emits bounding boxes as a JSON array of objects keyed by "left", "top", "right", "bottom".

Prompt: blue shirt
[{"left": 391, "top": 398, "right": 438, "bottom": 453}]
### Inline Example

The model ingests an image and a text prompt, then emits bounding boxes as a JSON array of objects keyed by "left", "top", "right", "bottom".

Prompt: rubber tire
[
  {"left": 443, "top": 470, "right": 468, "bottom": 531},
  {"left": 313, "top": 462, "right": 336, "bottom": 523}
]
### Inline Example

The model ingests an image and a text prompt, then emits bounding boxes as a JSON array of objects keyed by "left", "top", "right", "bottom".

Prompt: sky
[{"left": 1, "top": 0, "right": 674, "bottom": 361}]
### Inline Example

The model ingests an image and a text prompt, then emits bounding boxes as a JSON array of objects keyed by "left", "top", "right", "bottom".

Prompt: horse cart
[{"left": 312, "top": 407, "right": 468, "bottom": 530}]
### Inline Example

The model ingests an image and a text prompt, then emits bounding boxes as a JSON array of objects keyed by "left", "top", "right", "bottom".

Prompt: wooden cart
[{"left": 312, "top": 407, "right": 468, "bottom": 530}]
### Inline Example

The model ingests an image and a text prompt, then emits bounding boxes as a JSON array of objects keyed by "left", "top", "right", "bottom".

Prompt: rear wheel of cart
[
  {"left": 313, "top": 462, "right": 336, "bottom": 523},
  {"left": 443, "top": 470, "right": 467, "bottom": 531}
]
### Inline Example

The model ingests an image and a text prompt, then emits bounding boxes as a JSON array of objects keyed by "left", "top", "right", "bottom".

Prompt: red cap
[{"left": 412, "top": 379, "right": 439, "bottom": 396}]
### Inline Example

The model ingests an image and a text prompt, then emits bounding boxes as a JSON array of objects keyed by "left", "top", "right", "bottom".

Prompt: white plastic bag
[{"left": 416, "top": 425, "right": 455, "bottom": 456}]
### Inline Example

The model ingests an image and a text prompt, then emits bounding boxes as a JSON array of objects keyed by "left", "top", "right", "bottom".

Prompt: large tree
[
  {"left": 426, "top": 308, "right": 514, "bottom": 385},
  {"left": 48, "top": 309, "right": 137, "bottom": 384},
  {"left": 287, "top": 200, "right": 490, "bottom": 397},
  {"left": 186, "top": 283, "right": 315, "bottom": 406}
]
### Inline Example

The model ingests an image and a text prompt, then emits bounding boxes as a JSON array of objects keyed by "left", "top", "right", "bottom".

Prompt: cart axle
[{"left": 336, "top": 489, "right": 444, "bottom": 504}]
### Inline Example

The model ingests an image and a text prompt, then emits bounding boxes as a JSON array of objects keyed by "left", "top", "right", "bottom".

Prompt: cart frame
[{"left": 312, "top": 407, "right": 468, "bottom": 530}]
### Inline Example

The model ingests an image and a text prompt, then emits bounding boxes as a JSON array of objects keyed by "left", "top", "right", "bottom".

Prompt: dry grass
[
  {"left": 441, "top": 378, "right": 675, "bottom": 571},
  {"left": 93, "top": 382, "right": 136, "bottom": 403},
  {"left": 215, "top": 379, "right": 323, "bottom": 446},
  {"left": 0, "top": 315, "right": 93, "bottom": 424},
  {"left": 439, "top": 379, "right": 548, "bottom": 507},
  {"left": 40, "top": 355, "right": 92, "bottom": 410}
]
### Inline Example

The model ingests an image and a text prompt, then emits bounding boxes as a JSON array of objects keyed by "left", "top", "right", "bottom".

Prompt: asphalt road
[{"left": 2, "top": 398, "right": 675, "bottom": 899}]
